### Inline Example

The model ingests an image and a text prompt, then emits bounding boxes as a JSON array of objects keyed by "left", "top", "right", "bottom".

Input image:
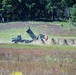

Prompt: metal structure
[
  {"left": 26, "top": 27, "right": 38, "bottom": 40},
  {"left": 12, "top": 27, "right": 48, "bottom": 44},
  {"left": 12, "top": 35, "right": 25, "bottom": 43}
]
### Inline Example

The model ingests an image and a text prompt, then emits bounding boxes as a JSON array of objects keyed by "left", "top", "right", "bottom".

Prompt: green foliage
[
  {"left": 71, "top": 4, "right": 76, "bottom": 22},
  {"left": 0, "top": 43, "right": 76, "bottom": 51},
  {"left": 0, "top": 0, "right": 76, "bottom": 22}
]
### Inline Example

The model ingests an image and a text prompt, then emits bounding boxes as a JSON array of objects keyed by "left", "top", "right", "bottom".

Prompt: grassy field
[
  {"left": 0, "top": 43, "right": 76, "bottom": 51},
  {"left": 0, "top": 21, "right": 76, "bottom": 75},
  {"left": 0, "top": 24, "right": 76, "bottom": 43},
  {"left": 0, "top": 44, "right": 76, "bottom": 75}
]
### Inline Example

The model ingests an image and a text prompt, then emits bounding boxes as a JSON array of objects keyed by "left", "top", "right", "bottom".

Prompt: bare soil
[{"left": 0, "top": 22, "right": 76, "bottom": 35}]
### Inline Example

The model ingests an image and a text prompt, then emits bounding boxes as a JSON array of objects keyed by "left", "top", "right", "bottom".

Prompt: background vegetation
[{"left": 0, "top": 0, "right": 76, "bottom": 22}]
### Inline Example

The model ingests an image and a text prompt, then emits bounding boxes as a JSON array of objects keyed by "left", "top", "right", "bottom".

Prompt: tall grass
[
  {"left": 0, "top": 43, "right": 76, "bottom": 75},
  {"left": 0, "top": 57, "right": 76, "bottom": 75}
]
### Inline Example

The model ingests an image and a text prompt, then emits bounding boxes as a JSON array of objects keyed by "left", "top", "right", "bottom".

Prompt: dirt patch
[{"left": 0, "top": 22, "right": 76, "bottom": 36}]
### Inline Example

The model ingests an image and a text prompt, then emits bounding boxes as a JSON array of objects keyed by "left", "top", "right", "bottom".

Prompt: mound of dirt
[
  {"left": 50, "top": 38, "right": 56, "bottom": 44},
  {"left": 31, "top": 39, "right": 44, "bottom": 44},
  {"left": 29, "top": 38, "right": 76, "bottom": 46},
  {"left": 45, "top": 39, "right": 51, "bottom": 44},
  {"left": 43, "top": 38, "right": 76, "bottom": 46},
  {"left": 66, "top": 39, "right": 75, "bottom": 45},
  {"left": 58, "top": 39, "right": 68, "bottom": 45}
]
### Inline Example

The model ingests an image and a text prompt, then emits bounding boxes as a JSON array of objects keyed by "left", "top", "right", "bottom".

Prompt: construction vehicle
[
  {"left": 26, "top": 27, "right": 48, "bottom": 44},
  {"left": 12, "top": 27, "right": 37, "bottom": 43},
  {"left": 24, "top": 27, "right": 38, "bottom": 43},
  {"left": 38, "top": 34, "right": 48, "bottom": 44},
  {"left": 26, "top": 27, "right": 38, "bottom": 40},
  {"left": 12, "top": 35, "right": 25, "bottom": 43},
  {"left": 12, "top": 27, "right": 48, "bottom": 44}
]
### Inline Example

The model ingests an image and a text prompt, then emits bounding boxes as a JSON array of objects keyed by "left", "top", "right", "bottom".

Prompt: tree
[
  {"left": 0, "top": 0, "right": 76, "bottom": 22},
  {"left": 2, "top": 0, "right": 13, "bottom": 22},
  {"left": 70, "top": 4, "right": 76, "bottom": 22}
]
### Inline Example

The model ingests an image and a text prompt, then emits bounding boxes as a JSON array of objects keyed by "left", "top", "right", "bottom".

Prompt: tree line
[{"left": 0, "top": 0, "right": 76, "bottom": 22}]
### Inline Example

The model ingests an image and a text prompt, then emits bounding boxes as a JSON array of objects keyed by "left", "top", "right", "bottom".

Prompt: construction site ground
[{"left": 0, "top": 22, "right": 76, "bottom": 45}]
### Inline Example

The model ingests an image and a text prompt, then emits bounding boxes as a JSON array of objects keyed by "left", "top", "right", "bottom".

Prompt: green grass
[
  {"left": 0, "top": 27, "right": 76, "bottom": 42},
  {"left": 0, "top": 21, "right": 76, "bottom": 44},
  {"left": 48, "top": 35, "right": 76, "bottom": 39},
  {"left": 0, "top": 43, "right": 76, "bottom": 51},
  {"left": 0, "top": 27, "right": 39, "bottom": 42},
  {"left": 47, "top": 21, "right": 69, "bottom": 25},
  {"left": 27, "top": 21, "right": 71, "bottom": 26}
]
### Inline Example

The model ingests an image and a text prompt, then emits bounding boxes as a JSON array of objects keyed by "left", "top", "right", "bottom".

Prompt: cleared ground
[{"left": 0, "top": 21, "right": 76, "bottom": 36}]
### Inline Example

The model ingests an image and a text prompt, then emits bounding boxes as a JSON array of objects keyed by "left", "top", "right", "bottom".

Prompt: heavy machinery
[
  {"left": 12, "top": 27, "right": 38, "bottom": 43},
  {"left": 12, "top": 35, "right": 25, "bottom": 43},
  {"left": 12, "top": 27, "right": 48, "bottom": 44},
  {"left": 26, "top": 27, "right": 38, "bottom": 40}
]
